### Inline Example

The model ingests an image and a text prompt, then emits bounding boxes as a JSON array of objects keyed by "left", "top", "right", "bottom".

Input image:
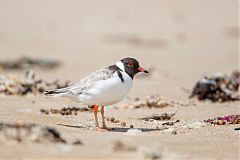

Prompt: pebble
[
  {"left": 182, "top": 121, "right": 207, "bottom": 129},
  {"left": 121, "top": 122, "right": 127, "bottom": 127},
  {"left": 110, "top": 117, "right": 115, "bottom": 122},
  {"left": 126, "top": 129, "right": 142, "bottom": 136}
]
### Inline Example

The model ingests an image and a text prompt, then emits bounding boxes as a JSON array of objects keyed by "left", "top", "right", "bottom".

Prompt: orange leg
[
  {"left": 92, "top": 105, "right": 99, "bottom": 128},
  {"left": 101, "top": 106, "right": 112, "bottom": 131},
  {"left": 91, "top": 105, "right": 109, "bottom": 132}
]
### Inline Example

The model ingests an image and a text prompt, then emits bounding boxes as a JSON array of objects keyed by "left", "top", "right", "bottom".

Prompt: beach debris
[
  {"left": 139, "top": 146, "right": 163, "bottom": 160},
  {"left": 162, "top": 120, "right": 180, "bottom": 126},
  {"left": 107, "top": 117, "right": 116, "bottom": 123},
  {"left": 130, "top": 124, "right": 134, "bottom": 128},
  {"left": 40, "top": 106, "right": 89, "bottom": 116},
  {"left": 120, "top": 122, "right": 127, "bottom": 127},
  {"left": 0, "top": 122, "right": 66, "bottom": 143},
  {"left": 190, "top": 71, "right": 240, "bottom": 102},
  {"left": 140, "top": 112, "right": 176, "bottom": 122},
  {"left": 133, "top": 95, "right": 172, "bottom": 108},
  {"left": 163, "top": 115, "right": 239, "bottom": 133},
  {"left": 112, "top": 140, "right": 137, "bottom": 152},
  {"left": 126, "top": 128, "right": 142, "bottom": 135},
  {"left": 40, "top": 109, "right": 49, "bottom": 115},
  {"left": 0, "top": 70, "right": 70, "bottom": 96},
  {"left": 0, "top": 56, "right": 60, "bottom": 70},
  {"left": 106, "top": 117, "right": 127, "bottom": 126},
  {"left": 204, "top": 114, "right": 240, "bottom": 125},
  {"left": 121, "top": 95, "right": 195, "bottom": 109}
]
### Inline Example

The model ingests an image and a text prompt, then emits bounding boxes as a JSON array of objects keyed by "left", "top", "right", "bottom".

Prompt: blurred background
[{"left": 0, "top": 0, "right": 238, "bottom": 98}]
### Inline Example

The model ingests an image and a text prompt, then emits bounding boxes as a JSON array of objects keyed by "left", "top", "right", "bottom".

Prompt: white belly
[{"left": 78, "top": 72, "right": 133, "bottom": 106}]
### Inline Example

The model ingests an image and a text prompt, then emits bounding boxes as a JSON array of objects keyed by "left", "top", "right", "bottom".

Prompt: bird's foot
[
  {"left": 95, "top": 126, "right": 112, "bottom": 132},
  {"left": 95, "top": 127, "right": 109, "bottom": 132},
  {"left": 102, "top": 125, "right": 113, "bottom": 131}
]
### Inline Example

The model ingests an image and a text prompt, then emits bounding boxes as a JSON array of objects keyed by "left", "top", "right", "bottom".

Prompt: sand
[{"left": 0, "top": 0, "right": 239, "bottom": 159}]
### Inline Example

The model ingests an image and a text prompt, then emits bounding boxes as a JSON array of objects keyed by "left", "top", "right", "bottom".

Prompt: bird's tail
[{"left": 44, "top": 88, "right": 68, "bottom": 97}]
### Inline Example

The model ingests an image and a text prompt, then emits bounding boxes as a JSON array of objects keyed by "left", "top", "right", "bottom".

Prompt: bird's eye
[{"left": 127, "top": 62, "right": 134, "bottom": 67}]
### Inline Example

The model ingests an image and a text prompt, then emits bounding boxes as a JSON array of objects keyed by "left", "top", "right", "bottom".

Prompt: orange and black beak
[{"left": 138, "top": 67, "right": 149, "bottom": 73}]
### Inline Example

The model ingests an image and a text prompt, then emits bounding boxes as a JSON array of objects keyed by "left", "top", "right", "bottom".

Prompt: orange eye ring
[{"left": 128, "top": 62, "right": 134, "bottom": 67}]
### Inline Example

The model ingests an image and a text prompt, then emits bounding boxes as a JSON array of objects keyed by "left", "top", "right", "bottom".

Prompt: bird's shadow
[
  {"left": 111, "top": 127, "right": 161, "bottom": 132},
  {"left": 57, "top": 124, "right": 85, "bottom": 129},
  {"left": 57, "top": 124, "right": 161, "bottom": 132}
]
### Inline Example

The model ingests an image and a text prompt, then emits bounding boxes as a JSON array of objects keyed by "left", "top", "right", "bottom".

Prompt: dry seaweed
[
  {"left": 122, "top": 95, "right": 195, "bottom": 109},
  {"left": 140, "top": 112, "right": 176, "bottom": 121},
  {"left": 204, "top": 114, "right": 240, "bottom": 125},
  {"left": 190, "top": 71, "right": 240, "bottom": 102},
  {"left": 0, "top": 70, "right": 70, "bottom": 96},
  {"left": 162, "top": 120, "right": 180, "bottom": 126},
  {"left": 132, "top": 95, "right": 172, "bottom": 108},
  {"left": 40, "top": 106, "right": 90, "bottom": 116},
  {"left": 0, "top": 56, "right": 60, "bottom": 70}
]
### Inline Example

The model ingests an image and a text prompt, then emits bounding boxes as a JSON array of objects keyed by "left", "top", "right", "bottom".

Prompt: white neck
[{"left": 115, "top": 61, "right": 125, "bottom": 71}]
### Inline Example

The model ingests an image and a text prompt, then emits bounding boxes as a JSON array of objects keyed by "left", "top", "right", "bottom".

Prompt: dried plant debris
[
  {"left": 0, "top": 122, "right": 67, "bottom": 143},
  {"left": 0, "top": 70, "right": 70, "bottom": 96},
  {"left": 162, "top": 120, "right": 180, "bottom": 126},
  {"left": 164, "top": 115, "right": 240, "bottom": 134},
  {"left": 133, "top": 95, "right": 172, "bottom": 108},
  {"left": 40, "top": 106, "right": 90, "bottom": 116},
  {"left": 140, "top": 112, "right": 176, "bottom": 121},
  {"left": 204, "top": 114, "right": 240, "bottom": 125},
  {"left": 127, "top": 95, "right": 194, "bottom": 109},
  {"left": 112, "top": 140, "right": 137, "bottom": 152},
  {"left": 0, "top": 56, "right": 60, "bottom": 70},
  {"left": 190, "top": 71, "right": 240, "bottom": 102}
]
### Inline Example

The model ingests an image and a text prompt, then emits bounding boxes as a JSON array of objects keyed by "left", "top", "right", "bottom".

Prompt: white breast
[{"left": 78, "top": 71, "right": 133, "bottom": 106}]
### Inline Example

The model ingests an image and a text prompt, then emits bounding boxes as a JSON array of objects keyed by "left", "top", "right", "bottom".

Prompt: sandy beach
[{"left": 0, "top": 0, "right": 239, "bottom": 159}]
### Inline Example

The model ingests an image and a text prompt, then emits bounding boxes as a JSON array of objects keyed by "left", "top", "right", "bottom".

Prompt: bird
[{"left": 45, "top": 57, "right": 148, "bottom": 131}]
